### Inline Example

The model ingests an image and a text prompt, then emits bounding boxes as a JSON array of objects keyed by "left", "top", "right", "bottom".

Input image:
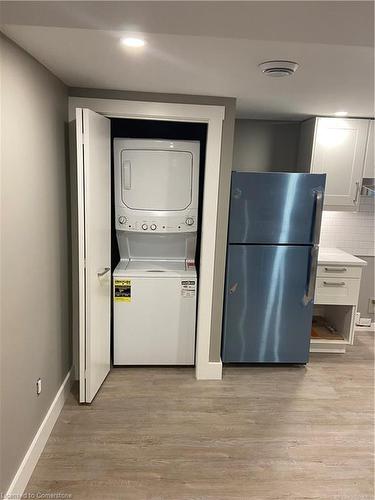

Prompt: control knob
[
  {"left": 185, "top": 217, "right": 194, "bottom": 226},
  {"left": 150, "top": 224, "right": 157, "bottom": 231},
  {"left": 141, "top": 223, "right": 148, "bottom": 231},
  {"left": 118, "top": 216, "right": 127, "bottom": 225}
]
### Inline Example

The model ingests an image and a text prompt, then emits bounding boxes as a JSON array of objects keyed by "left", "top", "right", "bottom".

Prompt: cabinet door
[
  {"left": 311, "top": 118, "right": 369, "bottom": 207},
  {"left": 363, "top": 120, "right": 374, "bottom": 178}
]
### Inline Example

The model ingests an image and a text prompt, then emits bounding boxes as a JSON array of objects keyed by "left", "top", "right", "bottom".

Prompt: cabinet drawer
[
  {"left": 317, "top": 265, "right": 361, "bottom": 279},
  {"left": 314, "top": 277, "right": 360, "bottom": 305}
]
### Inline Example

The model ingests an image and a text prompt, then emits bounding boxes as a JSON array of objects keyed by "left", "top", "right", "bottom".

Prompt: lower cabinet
[
  {"left": 314, "top": 277, "right": 361, "bottom": 306},
  {"left": 310, "top": 304, "right": 356, "bottom": 353},
  {"left": 310, "top": 263, "right": 363, "bottom": 353}
]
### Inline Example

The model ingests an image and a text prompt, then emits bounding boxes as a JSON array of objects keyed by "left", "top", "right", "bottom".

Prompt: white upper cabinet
[
  {"left": 363, "top": 120, "right": 374, "bottom": 179},
  {"left": 298, "top": 117, "right": 371, "bottom": 209}
]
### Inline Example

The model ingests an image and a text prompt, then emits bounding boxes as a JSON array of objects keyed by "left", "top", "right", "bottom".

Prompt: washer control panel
[{"left": 116, "top": 211, "right": 198, "bottom": 233}]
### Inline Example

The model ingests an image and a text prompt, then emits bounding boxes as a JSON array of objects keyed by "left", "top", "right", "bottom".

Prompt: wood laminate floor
[{"left": 25, "top": 332, "right": 374, "bottom": 500}]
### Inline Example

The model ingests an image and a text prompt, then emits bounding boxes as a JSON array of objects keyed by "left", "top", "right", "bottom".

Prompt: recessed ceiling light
[
  {"left": 334, "top": 111, "right": 348, "bottom": 117},
  {"left": 121, "top": 37, "right": 145, "bottom": 48}
]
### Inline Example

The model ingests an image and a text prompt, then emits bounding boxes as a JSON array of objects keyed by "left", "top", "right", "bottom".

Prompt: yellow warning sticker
[{"left": 114, "top": 279, "right": 131, "bottom": 302}]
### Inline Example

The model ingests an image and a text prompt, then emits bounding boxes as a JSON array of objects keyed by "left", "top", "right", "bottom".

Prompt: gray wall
[
  {"left": 0, "top": 35, "right": 71, "bottom": 492},
  {"left": 357, "top": 256, "right": 375, "bottom": 321},
  {"left": 233, "top": 119, "right": 301, "bottom": 172},
  {"left": 69, "top": 88, "right": 236, "bottom": 363}
]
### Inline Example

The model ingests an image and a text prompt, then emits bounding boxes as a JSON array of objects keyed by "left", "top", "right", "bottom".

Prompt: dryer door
[{"left": 121, "top": 149, "right": 193, "bottom": 211}]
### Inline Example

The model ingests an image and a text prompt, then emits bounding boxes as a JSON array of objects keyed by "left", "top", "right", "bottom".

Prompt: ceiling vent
[{"left": 258, "top": 60, "right": 299, "bottom": 77}]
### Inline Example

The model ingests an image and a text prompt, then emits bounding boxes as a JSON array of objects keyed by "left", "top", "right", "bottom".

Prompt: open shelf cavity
[{"left": 311, "top": 305, "right": 354, "bottom": 345}]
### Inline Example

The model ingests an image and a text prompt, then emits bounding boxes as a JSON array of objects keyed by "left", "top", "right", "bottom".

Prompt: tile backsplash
[{"left": 320, "top": 197, "right": 375, "bottom": 256}]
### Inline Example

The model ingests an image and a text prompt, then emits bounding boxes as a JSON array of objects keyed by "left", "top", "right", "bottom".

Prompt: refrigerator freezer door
[
  {"left": 229, "top": 172, "right": 326, "bottom": 244},
  {"left": 222, "top": 245, "right": 313, "bottom": 363}
]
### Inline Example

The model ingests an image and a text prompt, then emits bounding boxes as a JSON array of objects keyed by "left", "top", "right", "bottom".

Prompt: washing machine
[{"left": 113, "top": 259, "right": 197, "bottom": 365}]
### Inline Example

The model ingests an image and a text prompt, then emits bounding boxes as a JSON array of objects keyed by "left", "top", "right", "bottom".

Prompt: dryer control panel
[{"left": 116, "top": 210, "right": 198, "bottom": 233}]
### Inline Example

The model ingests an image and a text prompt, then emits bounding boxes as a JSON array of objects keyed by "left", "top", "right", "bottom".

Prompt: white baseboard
[
  {"left": 195, "top": 361, "right": 222, "bottom": 380},
  {"left": 355, "top": 322, "right": 375, "bottom": 333},
  {"left": 6, "top": 369, "right": 73, "bottom": 498},
  {"left": 310, "top": 346, "right": 347, "bottom": 354}
]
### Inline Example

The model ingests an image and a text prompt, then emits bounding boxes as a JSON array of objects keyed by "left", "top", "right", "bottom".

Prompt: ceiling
[{"left": 1, "top": 1, "right": 374, "bottom": 119}]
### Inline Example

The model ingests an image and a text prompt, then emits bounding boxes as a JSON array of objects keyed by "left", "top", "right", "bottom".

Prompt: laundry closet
[
  {"left": 69, "top": 99, "right": 225, "bottom": 403},
  {"left": 110, "top": 119, "right": 206, "bottom": 366}
]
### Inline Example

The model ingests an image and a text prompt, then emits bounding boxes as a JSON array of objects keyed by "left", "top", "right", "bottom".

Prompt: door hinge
[{"left": 82, "top": 132, "right": 85, "bottom": 145}]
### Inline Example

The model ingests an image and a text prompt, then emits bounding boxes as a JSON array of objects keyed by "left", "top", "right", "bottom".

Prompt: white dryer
[
  {"left": 114, "top": 139, "right": 200, "bottom": 233},
  {"left": 113, "top": 259, "right": 197, "bottom": 365}
]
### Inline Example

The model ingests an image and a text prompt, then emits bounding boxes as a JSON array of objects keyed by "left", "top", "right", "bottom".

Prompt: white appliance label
[{"left": 181, "top": 280, "right": 196, "bottom": 298}]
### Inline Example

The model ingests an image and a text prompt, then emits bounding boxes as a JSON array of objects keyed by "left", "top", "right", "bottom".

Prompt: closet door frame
[{"left": 69, "top": 97, "right": 225, "bottom": 381}]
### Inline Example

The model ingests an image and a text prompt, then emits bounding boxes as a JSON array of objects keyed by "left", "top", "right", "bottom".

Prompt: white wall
[
  {"left": 233, "top": 119, "right": 301, "bottom": 172},
  {"left": 0, "top": 35, "right": 71, "bottom": 492},
  {"left": 320, "top": 198, "right": 375, "bottom": 257}
]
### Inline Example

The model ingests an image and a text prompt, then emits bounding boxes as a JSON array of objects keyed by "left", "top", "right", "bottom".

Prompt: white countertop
[{"left": 318, "top": 247, "right": 367, "bottom": 267}]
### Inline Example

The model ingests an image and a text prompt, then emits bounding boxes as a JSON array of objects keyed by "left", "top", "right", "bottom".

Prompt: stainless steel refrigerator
[{"left": 222, "top": 172, "right": 326, "bottom": 364}]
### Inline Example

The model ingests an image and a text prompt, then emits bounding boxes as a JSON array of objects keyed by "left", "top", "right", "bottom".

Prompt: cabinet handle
[
  {"left": 353, "top": 181, "right": 360, "bottom": 204},
  {"left": 324, "top": 267, "right": 347, "bottom": 272},
  {"left": 323, "top": 281, "right": 346, "bottom": 287}
]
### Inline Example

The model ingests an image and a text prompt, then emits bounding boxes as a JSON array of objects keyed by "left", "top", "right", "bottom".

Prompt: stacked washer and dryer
[{"left": 113, "top": 139, "right": 200, "bottom": 365}]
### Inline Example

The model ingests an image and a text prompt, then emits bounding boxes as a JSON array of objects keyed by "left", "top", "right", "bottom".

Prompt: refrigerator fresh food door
[
  {"left": 222, "top": 244, "right": 314, "bottom": 363},
  {"left": 229, "top": 172, "right": 325, "bottom": 244}
]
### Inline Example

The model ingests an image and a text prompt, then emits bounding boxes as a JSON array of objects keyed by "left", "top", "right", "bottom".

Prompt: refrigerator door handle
[
  {"left": 303, "top": 245, "right": 319, "bottom": 305},
  {"left": 312, "top": 190, "right": 324, "bottom": 244}
]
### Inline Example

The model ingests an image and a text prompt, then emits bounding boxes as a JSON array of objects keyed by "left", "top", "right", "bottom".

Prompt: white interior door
[{"left": 76, "top": 108, "right": 111, "bottom": 403}]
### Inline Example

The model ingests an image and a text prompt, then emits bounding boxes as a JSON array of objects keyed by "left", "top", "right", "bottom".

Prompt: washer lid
[{"left": 113, "top": 259, "right": 196, "bottom": 278}]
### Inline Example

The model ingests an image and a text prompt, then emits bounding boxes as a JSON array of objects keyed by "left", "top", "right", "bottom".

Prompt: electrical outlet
[
  {"left": 368, "top": 297, "right": 375, "bottom": 315},
  {"left": 36, "top": 378, "right": 42, "bottom": 395}
]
